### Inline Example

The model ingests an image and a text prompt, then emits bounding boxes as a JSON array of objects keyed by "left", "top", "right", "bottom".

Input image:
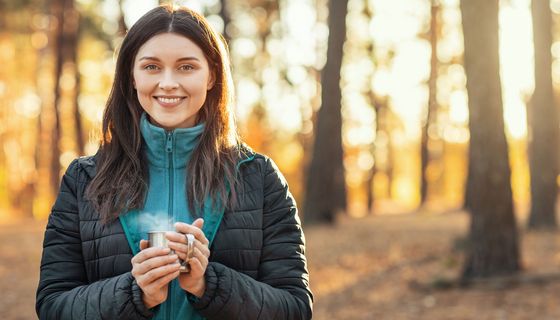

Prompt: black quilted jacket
[{"left": 36, "top": 151, "right": 313, "bottom": 319}]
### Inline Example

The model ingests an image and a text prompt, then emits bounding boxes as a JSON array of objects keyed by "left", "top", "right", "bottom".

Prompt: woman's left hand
[{"left": 165, "top": 218, "right": 210, "bottom": 298}]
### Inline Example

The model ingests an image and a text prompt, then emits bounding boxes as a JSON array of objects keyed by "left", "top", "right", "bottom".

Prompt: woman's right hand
[{"left": 131, "top": 240, "right": 182, "bottom": 309}]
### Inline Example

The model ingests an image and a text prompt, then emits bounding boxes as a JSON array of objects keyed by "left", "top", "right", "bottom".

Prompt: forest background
[{"left": 2, "top": 0, "right": 560, "bottom": 319}]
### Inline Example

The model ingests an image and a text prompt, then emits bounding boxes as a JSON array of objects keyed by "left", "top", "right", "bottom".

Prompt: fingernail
[{"left": 163, "top": 248, "right": 171, "bottom": 253}]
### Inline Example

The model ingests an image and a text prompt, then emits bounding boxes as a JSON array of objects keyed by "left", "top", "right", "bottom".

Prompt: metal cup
[
  {"left": 183, "top": 233, "right": 195, "bottom": 273},
  {"left": 147, "top": 230, "right": 169, "bottom": 248},
  {"left": 147, "top": 231, "right": 193, "bottom": 273}
]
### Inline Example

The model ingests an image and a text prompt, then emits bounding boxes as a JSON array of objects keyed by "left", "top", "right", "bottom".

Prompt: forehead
[{"left": 135, "top": 32, "right": 206, "bottom": 60}]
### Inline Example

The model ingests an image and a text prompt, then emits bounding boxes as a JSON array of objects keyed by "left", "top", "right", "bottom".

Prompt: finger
[
  {"left": 192, "top": 218, "right": 204, "bottom": 229},
  {"left": 138, "top": 262, "right": 181, "bottom": 287},
  {"left": 187, "top": 247, "right": 208, "bottom": 270},
  {"left": 165, "top": 231, "right": 188, "bottom": 244},
  {"left": 167, "top": 240, "right": 189, "bottom": 256},
  {"left": 171, "top": 222, "right": 206, "bottom": 244},
  {"left": 193, "top": 247, "right": 208, "bottom": 265},
  {"left": 167, "top": 237, "right": 207, "bottom": 255},
  {"left": 136, "top": 254, "right": 178, "bottom": 275},
  {"left": 146, "top": 269, "right": 181, "bottom": 291},
  {"left": 186, "top": 249, "right": 207, "bottom": 277},
  {"left": 166, "top": 233, "right": 206, "bottom": 249},
  {"left": 131, "top": 246, "right": 171, "bottom": 265},
  {"left": 140, "top": 240, "right": 149, "bottom": 250},
  {"left": 195, "top": 239, "right": 210, "bottom": 257},
  {"left": 173, "top": 248, "right": 189, "bottom": 262},
  {"left": 171, "top": 223, "right": 209, "bottom": 245}
]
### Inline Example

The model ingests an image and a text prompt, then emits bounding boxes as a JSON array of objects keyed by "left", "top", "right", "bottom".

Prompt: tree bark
[
  {"left": 50, "top": 0, "right": 82, "bottom": 191},
  {"left": 366, "top": 95, "right": 385, "bottom": 214},
  {"left": 420, "top": 0, "right": 440, "bottom": 206},
  {"left": 387, "top": 125, "right": 394, "bottom": 199},
  {"left": 460, "top": 0, "right": 520, "bottom": 279},
  {"left": 463, "top": 162, "right": 473, "bottom": 210},
  {"left": 117, "top": 0, "right": 127, "bottom": 37},
  {"left": 303, "top": 0, "right": 348, "bottom": 224},
  {"left": 73, "top": 69, "right": 84, "bottom": 156},
  {"left": 67, "top": 5, "right": 84, "bottom": 156},
  {"left": 50, "top": 0, "right": 64, "bottom": 196},
  {"left": 219, "top": 0, "right": 231, "bottom": 44},
  {"left": 527, "top": 0, "right": 559, "bottom": 229},
  {"left": 363, "top": 2, "right": 378, "bottom": 214}
]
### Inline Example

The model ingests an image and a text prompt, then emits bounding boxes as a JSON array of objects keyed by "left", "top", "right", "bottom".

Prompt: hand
[
  {"left": 166, "top": 218, "right": 211, "bottom": 298},
  {"left": 131, "top": 240, "right": 182, "bottom": 308}
]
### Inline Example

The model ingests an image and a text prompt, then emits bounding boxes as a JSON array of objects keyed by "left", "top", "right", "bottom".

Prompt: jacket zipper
[
  {"left": 166, "top": 130, "right": 174, "bottom": 318},
  {"left": 166, "top": 131, "right": 174, "bottom": 223}
]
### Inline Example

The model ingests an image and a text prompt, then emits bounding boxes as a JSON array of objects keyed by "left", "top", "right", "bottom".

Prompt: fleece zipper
[
  {"left": 166, "top": 131, "right": 174, "bottom": 226},
  {"left": 166, "top": 130, "right": 174, "bottom": 319}
]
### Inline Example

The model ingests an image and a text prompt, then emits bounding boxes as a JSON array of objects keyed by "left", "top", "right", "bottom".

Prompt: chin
[
  {"left": 147, "top": 115, "right": 174, "bottom": 129},
  {"left": 148, "top": 109, "right": 197, "bottom": 129}
]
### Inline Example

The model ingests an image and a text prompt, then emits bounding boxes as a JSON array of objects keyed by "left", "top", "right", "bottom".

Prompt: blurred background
[{"left": 2, "top": 0, "right": 560, "bottom": 319}]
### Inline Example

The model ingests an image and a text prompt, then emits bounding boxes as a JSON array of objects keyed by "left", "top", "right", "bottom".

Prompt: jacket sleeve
[
  {"left": 36, "top": 159, "right": 153, "bottom": 320},
  {"left": 191, "top": 157, "right": 313, "bottom": 319}
]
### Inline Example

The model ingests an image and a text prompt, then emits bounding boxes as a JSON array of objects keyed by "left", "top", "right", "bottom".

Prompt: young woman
[{"left": 36, "top": 5, "right": 312, "bottom": 320}]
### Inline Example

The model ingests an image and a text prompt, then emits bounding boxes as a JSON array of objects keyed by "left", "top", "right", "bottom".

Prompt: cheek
[
  {"left": 133, "top": 72, "right": 152, "bottom": 94},
  {"left": 186, "top": 74, "right": 213, "bottom": 94}
]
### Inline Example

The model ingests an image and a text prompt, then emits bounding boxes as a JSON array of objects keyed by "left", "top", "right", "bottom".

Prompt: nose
[{"left": 158, "top": 70, "right": 179, "bottom": 90}]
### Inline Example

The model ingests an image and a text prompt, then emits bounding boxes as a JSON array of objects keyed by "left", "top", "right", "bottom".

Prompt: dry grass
[
  {"left": 308, "top": 212, "right": 560, "bottom": 320},
  {"left": 2, "top": 211, "right": 560, "bottom": 319}
]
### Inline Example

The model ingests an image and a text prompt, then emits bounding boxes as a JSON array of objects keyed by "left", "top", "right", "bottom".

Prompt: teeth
[{"left": 158, "top": 97, "right": 182, "bottom": 104}]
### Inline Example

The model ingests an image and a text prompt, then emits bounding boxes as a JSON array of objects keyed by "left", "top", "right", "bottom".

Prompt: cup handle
[
  {"left": 186, "top": 234, "right": 195, "bottom": 259},
  {"left": 180, "top": 233, "right": 195, "bottom": 272}
]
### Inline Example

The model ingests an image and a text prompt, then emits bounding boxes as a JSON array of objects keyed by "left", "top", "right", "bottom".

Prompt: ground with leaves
[{"left": 2, "top": 211, "right": 560, "bottom": 319}]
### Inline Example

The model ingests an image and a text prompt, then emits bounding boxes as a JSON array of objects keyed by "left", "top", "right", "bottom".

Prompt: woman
[{"left": 36, "top": 5, "right": 312, "bottom": 320}]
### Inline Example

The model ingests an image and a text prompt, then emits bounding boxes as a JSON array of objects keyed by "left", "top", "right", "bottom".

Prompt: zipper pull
[{"left": 166, "top": 131, "right": 173, "bottom": 153}]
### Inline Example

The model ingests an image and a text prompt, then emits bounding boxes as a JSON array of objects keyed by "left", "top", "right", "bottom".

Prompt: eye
[
  {"left": 178, "top": 64, "right": 194, "bottom": 71},
  {"left": 143, "top": 64, "right": 159, "bottom": 70}
]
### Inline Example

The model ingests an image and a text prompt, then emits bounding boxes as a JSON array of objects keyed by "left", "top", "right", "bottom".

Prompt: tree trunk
[
  {"left": 244, "top": 0, "right": 279, "bottom": 155},
  {"left": 460, "top": 0, "right": 520, "bottom": 279},
  {"left": 303, "top": 0, "right": 348, "bottom": 224},
  {"left": 463, "top": 161, "right": 473, "bottom": 210},
  {"left": 219, "top": 0, "right": 231, "bottom": 44},
  {"left": 420, "top": 0, "right": 440, "bottom": 206},
  {"left": 363, "top": 2, "right": 378, "bottom": 215},
  {"left": 366, "top": 96, "right": 383, "bottom": 214},
  {"left": 527, "top": 0, "right": 559, "bottom": 229},
  {"left": 67, "top": 5, "right": 84, "bottom": 156},
  {"left": 73, "top": 68, "right": 84, "bottom": 156},
  {"left": 50, "top": 0, "right": 64, "bottom": 196},
  {"left": 386, "top": 122, "right": 395, "bottom": 199},
  {"left": 117, "top": 0, "right": 127, "bottom": 37}
]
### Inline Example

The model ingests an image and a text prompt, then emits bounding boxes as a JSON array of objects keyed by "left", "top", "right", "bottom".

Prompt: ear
[{"left": 207, "top": 70, "right": 216, "bottom": 91}]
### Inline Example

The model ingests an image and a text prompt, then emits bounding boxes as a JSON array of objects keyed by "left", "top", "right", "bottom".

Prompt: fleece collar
[{"left": 139, "top": 112, "right": 205, "bottom": 169}]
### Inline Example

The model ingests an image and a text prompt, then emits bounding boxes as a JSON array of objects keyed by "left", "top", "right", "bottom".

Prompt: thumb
[
  {"left": 139, "top": 239, "right": 149, "bottom": 250},
  {"left": 192, "top": 218, "right": 204, "bottom": 229}
]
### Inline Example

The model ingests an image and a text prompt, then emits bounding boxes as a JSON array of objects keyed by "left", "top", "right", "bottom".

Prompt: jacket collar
[
  {"left": 79, "top": 126, "right": 256, "bottom": 179},
  {"left": 140, "top": 112, "right": 204, "bottom": 169}
]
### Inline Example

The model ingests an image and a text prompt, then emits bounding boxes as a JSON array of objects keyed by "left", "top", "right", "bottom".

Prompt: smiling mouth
[{"left": 155, "top": 96, "right": 185, "bottom": 104}]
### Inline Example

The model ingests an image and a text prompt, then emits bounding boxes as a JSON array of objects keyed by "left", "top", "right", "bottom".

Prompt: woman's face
[{"left": 133, "top": 32, "right": 214, "bottom": 130}]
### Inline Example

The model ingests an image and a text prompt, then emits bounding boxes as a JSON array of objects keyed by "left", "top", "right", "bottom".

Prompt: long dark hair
[{"left": 86, "top": 5, "right": 242, "bottom": 222}]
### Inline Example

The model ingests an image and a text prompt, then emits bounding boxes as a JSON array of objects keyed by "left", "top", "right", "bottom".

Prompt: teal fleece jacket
[{"left": 120, "top": 112, "right": 221, "bottom": 320}]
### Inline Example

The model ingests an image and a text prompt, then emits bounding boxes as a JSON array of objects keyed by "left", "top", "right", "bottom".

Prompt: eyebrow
[{"left": 139, "top": 56, "right": 201, "bottom": 62}]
